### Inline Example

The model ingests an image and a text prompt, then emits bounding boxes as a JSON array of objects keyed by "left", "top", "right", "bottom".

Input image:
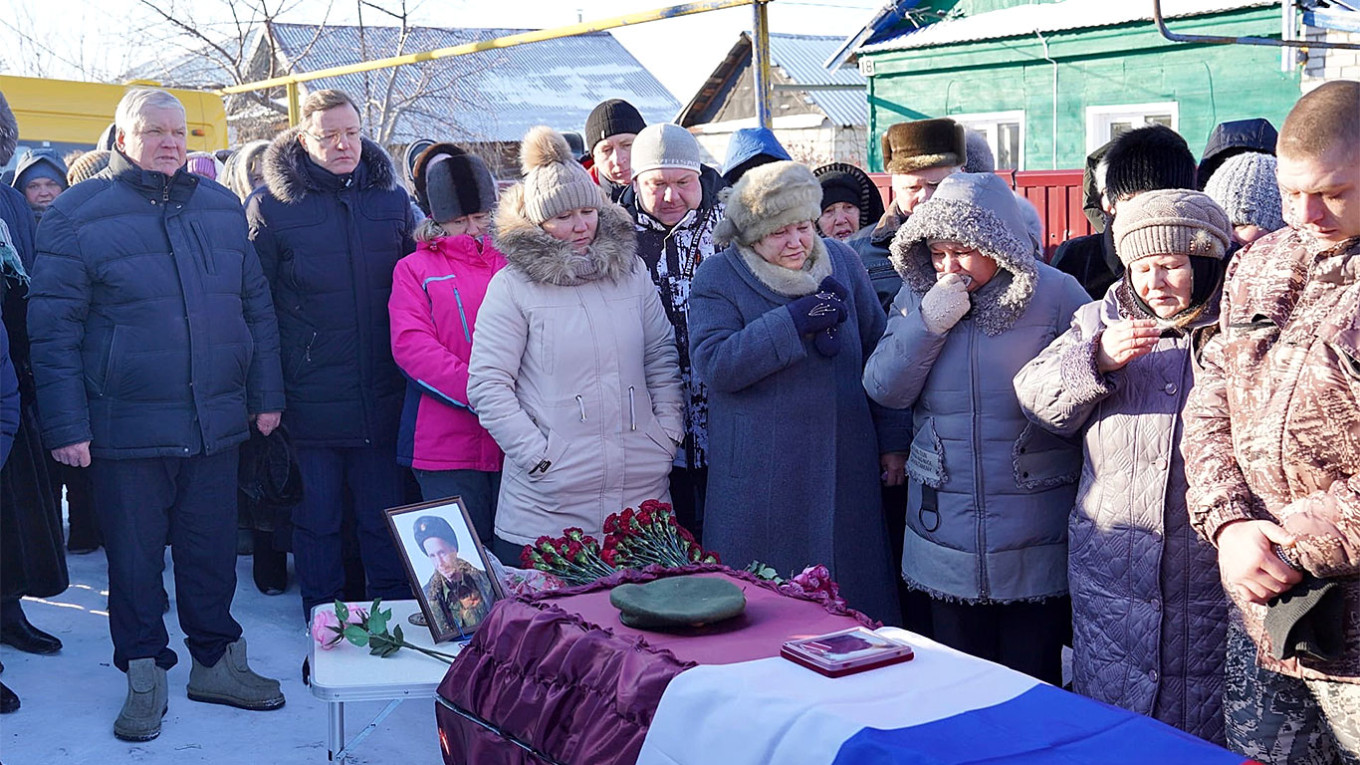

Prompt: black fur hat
[
  {"left": 1102, "top": 124, "right": 1197, "bottom": 203},
  {"left": 411, "top": 143, "right": 498, "bottom": 222}
]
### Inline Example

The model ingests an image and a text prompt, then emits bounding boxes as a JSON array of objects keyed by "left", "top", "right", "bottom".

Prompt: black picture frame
[{"left": 384, "top": 496, "right": 505, "bottom": 644}]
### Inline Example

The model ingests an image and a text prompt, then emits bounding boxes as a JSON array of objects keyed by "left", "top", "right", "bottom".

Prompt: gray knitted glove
[{"left": 920, "top": 273, "right": 971, "bottom": 335}]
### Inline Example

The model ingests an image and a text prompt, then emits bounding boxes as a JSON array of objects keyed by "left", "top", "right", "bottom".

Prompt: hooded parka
[{"left": 864, "top": 172, "right": 1089, "bottom": 604}]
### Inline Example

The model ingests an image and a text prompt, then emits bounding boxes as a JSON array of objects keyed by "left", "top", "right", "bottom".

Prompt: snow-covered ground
[{"left": 0, "top": 548, "right": 443, "bottom": 763}]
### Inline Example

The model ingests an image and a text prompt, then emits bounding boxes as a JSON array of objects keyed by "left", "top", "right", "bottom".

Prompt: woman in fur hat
[
  {"left": 390, "top": 143, "right": 507, "bottom": 546},
  {"left": 689, "top": 161, "right": 907, "bottom": 625},
  {"left": 467, "top": 127, "right": 683, "bottom": 564},
  {"left": 1015, "top": 190, "right": 1232, "bottom": 742},
  {"left": 863, "top": 172, "right": 1090, "bottom": 682}
]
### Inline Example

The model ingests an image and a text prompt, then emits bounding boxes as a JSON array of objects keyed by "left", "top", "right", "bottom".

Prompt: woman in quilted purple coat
[{"left": 1014, "top": 189, "right": 1232, "bottom": 743}]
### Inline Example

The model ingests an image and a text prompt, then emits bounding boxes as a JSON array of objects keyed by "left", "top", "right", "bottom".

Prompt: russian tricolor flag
[{"left": 638, "top": 629, "right": 1253, "bottom": 765}]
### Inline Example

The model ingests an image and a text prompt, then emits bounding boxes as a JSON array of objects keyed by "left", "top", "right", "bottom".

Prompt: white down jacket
[{"left": 467, "top": 190, "right": 684, "bottom": 546}]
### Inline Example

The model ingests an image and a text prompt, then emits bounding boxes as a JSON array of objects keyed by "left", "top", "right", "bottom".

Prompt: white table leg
[{"left": 328, "top": 701, "right": 345, "bottom": 762}]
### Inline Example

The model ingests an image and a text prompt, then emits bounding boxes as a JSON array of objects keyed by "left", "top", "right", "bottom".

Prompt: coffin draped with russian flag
[
  {"left": 437, "top": 565, "right": 1252, "bottom": 765},
  {"left": 637, "top": 626, "right": 1255, "bottom": 765}
]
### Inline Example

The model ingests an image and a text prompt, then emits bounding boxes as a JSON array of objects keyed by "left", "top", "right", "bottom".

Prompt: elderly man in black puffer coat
[
  {"left": 27, "top": 87, "right": 287, "bottom": 741},
  {"left": 246, "top": 89, "right": 416, "bottom": 623}
]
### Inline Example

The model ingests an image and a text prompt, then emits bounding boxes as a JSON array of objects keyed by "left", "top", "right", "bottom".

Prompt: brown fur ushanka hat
[{"left": 881, "top": 118, "right": 967, "bottom": 175}]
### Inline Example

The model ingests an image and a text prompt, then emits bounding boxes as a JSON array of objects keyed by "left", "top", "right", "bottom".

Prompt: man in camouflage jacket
[{"left": 1183, "top": 81, "right": 1360, "bottom": 763}]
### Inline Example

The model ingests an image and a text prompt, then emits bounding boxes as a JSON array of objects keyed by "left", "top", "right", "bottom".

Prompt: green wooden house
[{"left": 835, "top": 0, "right": 1303, "bottom": 172}]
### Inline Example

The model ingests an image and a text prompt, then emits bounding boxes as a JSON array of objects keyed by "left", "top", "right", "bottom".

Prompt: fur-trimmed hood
[
  {"left": 492, "top": 183, "right": 638, "bottom": 286},
  {"left": 262, "top": 126, "right": 398, "bottom": 204},
  {"left": 889, "top": 172, "right": 1038, "bottom": 335}
]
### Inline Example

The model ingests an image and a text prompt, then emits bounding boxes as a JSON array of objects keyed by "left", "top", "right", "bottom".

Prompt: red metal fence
[{"left": 868, "top": 170, "right": 1092, "bottom": 263}]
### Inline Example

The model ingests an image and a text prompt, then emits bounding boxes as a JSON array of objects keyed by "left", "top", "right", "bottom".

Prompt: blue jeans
[
  {"left": 412, "top": 469, "right": 500, "bottom": 547},
  {"left": 91, "top": 449, "right": 242, "bottom": 672},
  {"left": 292, "top": 445, "right": 412, "bottom": 621}
]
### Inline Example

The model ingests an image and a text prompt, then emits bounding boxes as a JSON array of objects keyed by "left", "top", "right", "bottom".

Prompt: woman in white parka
[{"left": 467, "top": 126, "right": 684, "bottom": 564}]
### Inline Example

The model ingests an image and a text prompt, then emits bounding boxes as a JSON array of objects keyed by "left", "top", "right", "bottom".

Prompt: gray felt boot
[
  {"left": 186, "top": 638, "right": 285, "bottom": 711},
  {"left": 114, "top": 658, "right": 168, "bottom": 742}
]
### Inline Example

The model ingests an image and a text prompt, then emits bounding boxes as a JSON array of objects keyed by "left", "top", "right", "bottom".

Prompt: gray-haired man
[{"left": 27, "top": 87, "right": 286, "bottom": 741}]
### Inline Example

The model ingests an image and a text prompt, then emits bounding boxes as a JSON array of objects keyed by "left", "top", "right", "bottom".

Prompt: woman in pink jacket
[{"left": 390, "top": 144, "right": 506, "bottom": 543}]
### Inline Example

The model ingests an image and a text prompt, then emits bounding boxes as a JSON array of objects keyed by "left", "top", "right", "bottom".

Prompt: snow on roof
[
  {"left": 267, "top": 24, "right": 679, "bottom": 144},
  {"left": 860, "top": 0, "right": 1278, "bottom": 54}
]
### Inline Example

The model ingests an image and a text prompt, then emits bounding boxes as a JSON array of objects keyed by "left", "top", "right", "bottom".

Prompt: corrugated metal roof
[
  {"left": 268, "top": 24, "right": 679, "bottom": 143},
  {"left": 861, "top": 0, "right": 1278, "bottom": 53},
  {"left": 768, "top": 34, "right": 867, "bottom": 126}
]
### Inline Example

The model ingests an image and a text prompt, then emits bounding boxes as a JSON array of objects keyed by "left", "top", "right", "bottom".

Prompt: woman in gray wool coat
[
  {"left": 1014, "top": 190, "right": 1231, "bottom": 743},
  {"left": 863, "top": 172, "right": 1089, "bottom": 684},
  {"left": 690, "top": 161, "right": 908, "bottom": 625}
]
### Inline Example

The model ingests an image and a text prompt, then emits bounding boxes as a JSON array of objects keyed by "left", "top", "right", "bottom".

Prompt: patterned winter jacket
[
  {"left": 619, "top": 165, "right": 726, "bottom": 470},
  {"left": 1183, "top": 227, "right": 1360, "bottom": 683}
]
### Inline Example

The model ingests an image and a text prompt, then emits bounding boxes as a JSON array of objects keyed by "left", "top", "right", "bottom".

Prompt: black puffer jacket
[
  {"left": 28, "top": 150, "right": 285, "bottom": 458},
  {"left": 247, "top": 130, "right": 414, "bottom": 447},
  {"left": 848, "top": 208, "right": 906, "bottom": 314}
]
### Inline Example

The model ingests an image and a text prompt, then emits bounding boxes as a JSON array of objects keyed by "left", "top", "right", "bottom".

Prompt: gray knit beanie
[
  {"left": 518, "top": 125, "right": 602, "bottom": 225},
  {"left": 1113, "top": 189, "right": 1231, "bottom": 266},
  {"left": 1202, "top": 152, "right": 1285, "bottom": 234},
  {"left": 630, "top": 123, "right": 701, "bottom": 178},
  {"left": 715, "top": 161, "right": 822, "bottom": 246}
]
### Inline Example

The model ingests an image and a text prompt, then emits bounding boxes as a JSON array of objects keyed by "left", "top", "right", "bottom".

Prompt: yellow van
[{"left": 1, "top": 74, "right": 228, "bottom": 174}]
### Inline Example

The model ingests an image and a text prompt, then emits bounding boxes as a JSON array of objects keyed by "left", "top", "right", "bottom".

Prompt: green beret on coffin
[{"left": 609, "top": 576, "right": 747, "bottom": 629}]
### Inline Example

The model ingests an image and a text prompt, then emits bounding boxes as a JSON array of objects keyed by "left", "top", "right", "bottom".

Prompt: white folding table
[{"left": 309, "top": 600, "right": 463, "bottom": 762}]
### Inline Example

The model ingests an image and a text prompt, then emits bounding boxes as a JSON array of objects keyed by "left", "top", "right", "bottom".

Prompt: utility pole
[{"left": 752, "top": 0, "right": 773, "bottom": 129}]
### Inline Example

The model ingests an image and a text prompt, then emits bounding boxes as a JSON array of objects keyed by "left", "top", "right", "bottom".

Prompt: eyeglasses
[{"left": 305, "top": 128, "right": 361, "bottom": 147}]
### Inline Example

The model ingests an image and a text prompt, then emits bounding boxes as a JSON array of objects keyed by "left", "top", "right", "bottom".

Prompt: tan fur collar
[{"left": 735, "top": 236, "right": 833, "bottom": 297}]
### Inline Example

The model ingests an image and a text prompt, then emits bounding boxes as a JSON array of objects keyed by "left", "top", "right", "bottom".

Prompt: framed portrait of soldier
[{"left": 384, "top": 497, "right": 504, "bottom": 643}]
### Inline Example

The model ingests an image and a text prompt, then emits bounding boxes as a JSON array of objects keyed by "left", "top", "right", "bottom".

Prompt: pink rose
[{"left": 311, "top": 610, "right": 342, "bottom": 650}]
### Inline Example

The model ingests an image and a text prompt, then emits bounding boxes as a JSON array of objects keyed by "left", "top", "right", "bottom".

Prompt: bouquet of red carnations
[
  {"left": 602, "top": 499, "right": 720, "bottom": 569},
  {"left": 520, "top": 527, "right": 617, "bottom": 586},
  {"left": 519, "top": 500, "right": 718, "bottom": 586}
]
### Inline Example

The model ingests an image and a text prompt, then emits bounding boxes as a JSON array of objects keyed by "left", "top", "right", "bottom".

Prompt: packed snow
[{"left": 0, "top": 547, "right": 444, "bottom": 763}]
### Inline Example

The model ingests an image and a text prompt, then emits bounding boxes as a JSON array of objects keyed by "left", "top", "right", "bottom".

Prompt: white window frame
[
  {"left": 950, "top": 109, "right": 1026, "bottom": 171},
  {"left": 1085, "top": 102, "right": 1180, "bottom": 154}
]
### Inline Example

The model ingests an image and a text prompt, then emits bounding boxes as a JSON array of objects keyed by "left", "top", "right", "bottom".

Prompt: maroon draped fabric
[{"left": 436, "top": 564, "right": 874, "bottom": 765}]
